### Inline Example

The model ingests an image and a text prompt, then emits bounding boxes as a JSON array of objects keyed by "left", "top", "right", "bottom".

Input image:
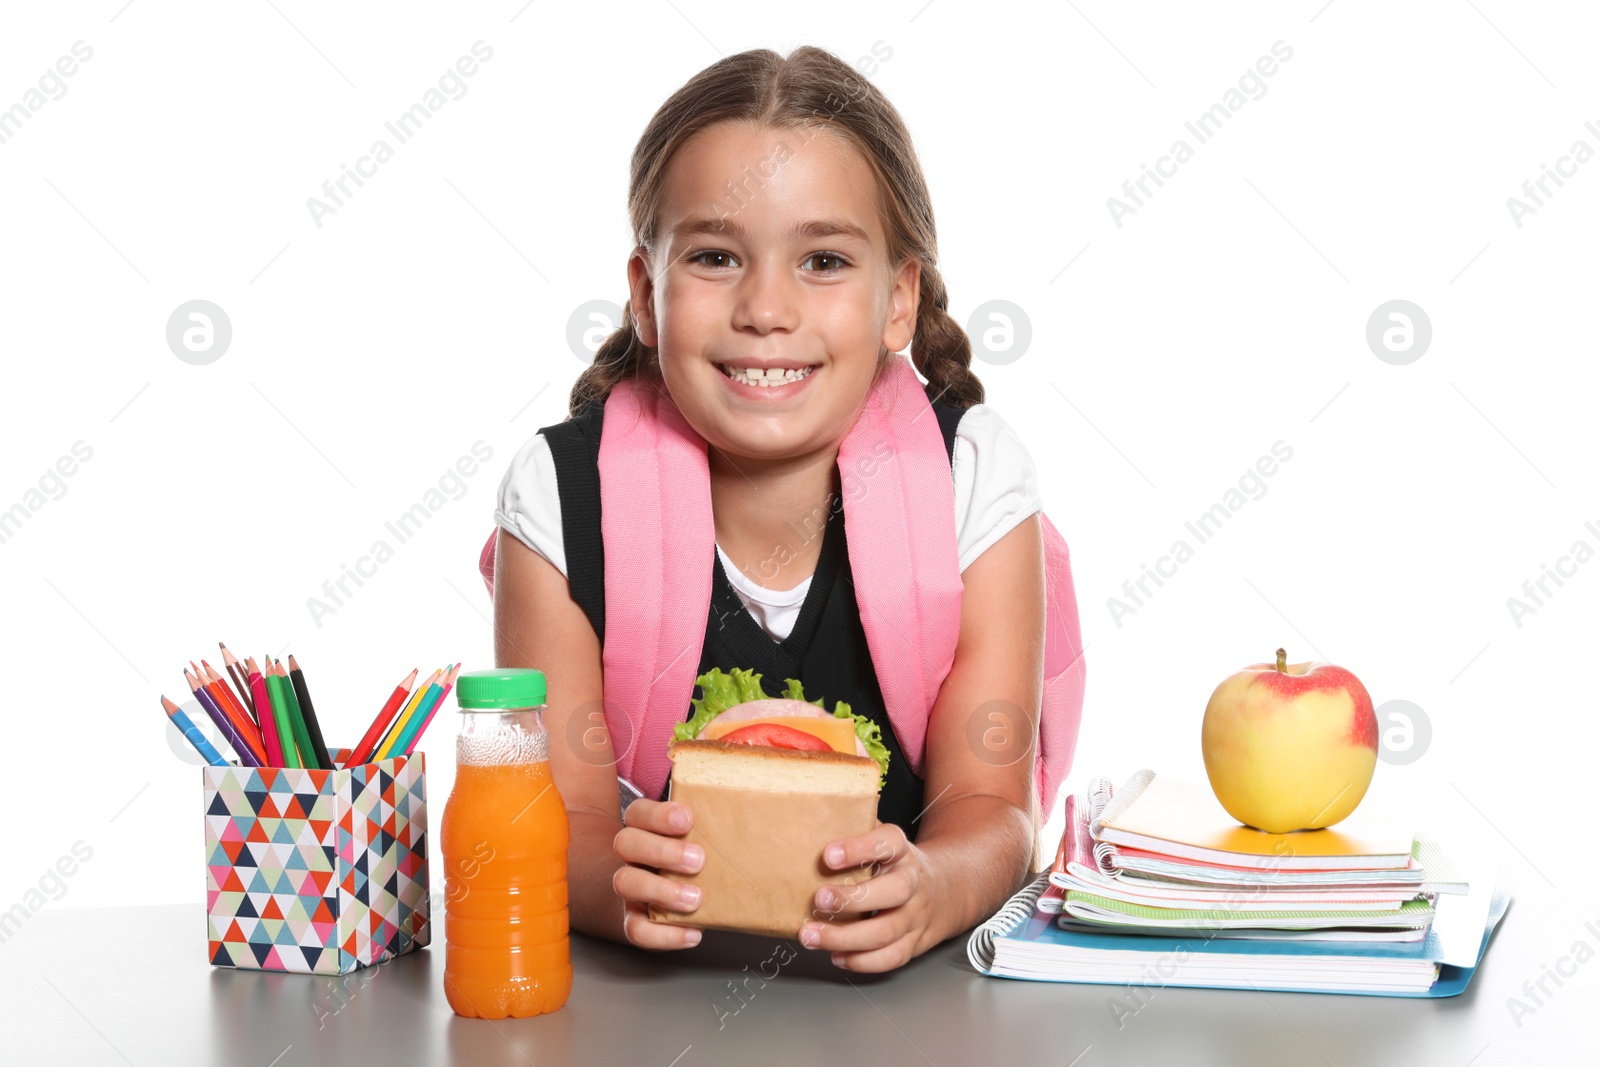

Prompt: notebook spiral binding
[
  {"left": 1089, "top": 769, "right": 1155, "bottom": 876},
  {"left": 966, "top": 870, "right": 1052, "bottom": 974},
  {"left": 969, "top": 773, "right": 1145, "bottom": 973}
]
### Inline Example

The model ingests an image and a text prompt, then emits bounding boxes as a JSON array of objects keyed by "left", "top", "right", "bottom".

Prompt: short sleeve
[
  {"left": 950, "top": 404, "right": 1043, "bottom": 572},
  {"left": 494, "top": 433, "right": 568, "bottom": 577}
]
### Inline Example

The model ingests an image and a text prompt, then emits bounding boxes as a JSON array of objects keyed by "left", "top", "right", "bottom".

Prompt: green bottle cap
[{"left": 455, "top": 668, "right": 547, "bottom": 710}]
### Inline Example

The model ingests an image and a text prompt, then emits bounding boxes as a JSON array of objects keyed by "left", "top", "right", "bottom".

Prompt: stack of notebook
[{"left": 968, "top": 770, "right": 1511, "bottom": 997}]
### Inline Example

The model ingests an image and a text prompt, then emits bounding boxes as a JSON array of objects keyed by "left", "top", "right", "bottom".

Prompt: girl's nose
[{"left": 730, "top": 261, "right": 801, "bottom": 333}]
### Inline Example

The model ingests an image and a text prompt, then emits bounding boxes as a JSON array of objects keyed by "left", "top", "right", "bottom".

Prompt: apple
[{"left": 1200, "top": 648, "right": 1378, "bottom": 833}]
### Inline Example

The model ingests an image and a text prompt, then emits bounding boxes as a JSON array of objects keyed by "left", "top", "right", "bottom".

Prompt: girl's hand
[
  {"left": 611, "top": 799, "right": 707, "bottom": 949},
  {"left": 798, "top": 822, "right": 944, "bottom": 973}
]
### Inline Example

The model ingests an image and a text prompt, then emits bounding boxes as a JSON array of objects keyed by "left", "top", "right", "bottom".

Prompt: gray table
[{"left": 0, "top": 896, "right": 1557, "bottom": 1065}]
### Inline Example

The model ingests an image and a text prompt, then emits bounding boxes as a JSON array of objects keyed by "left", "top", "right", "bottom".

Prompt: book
[
  {"left": 1093, "top": 770, "right": 1415, "bottom": 871},
  {"left": 967, "top": 868, "right": 1510, "bottom": 997}
]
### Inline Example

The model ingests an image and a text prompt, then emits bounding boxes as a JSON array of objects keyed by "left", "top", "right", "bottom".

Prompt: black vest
[{"left": 539, "top": 397, "right": 967, "bottom": 842}]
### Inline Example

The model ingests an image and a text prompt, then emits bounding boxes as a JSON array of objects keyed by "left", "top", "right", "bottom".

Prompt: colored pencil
[
  {"left": 401, "top": 663, "right": 458, "bottom": 757},
  {"left": 263, "top": 659, "right": 301, "bottom": 768},
  {"left": 374, "top": 668, "right": 440, "bottom": 762},
  {"left": 202, "top": 658, "right": 248, "bottom": 726},
  {"left": 201, "top": 659, "right": 266, "bottom": 764},
  {"left": 385, "top": 667, "right": 446, "bottom": 759},
  {"left": 274, "top": 657, "right": 319, "bottom": 770},
  {"left": 247, "top": 659, "right": 282, "bottom": 768},
  {"left": 162, "top": 695, "right": 227, "bottom": 766},
  {"left": 286, "top": 655, "right": 334, "bottom": 772},
  {"left": 346, "top": 669, "right": 418, "bottom": 767},
  {"left": 219, "top": 642, "right": 256, "bottom": 719},
  {"left": 185, "top": 669, "right": 261, "bottom": 768}
]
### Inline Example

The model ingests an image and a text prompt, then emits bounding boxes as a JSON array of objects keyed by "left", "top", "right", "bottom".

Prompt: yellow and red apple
[{"left": 1200, "top": 648, "right": 1378, "bottom": 833}]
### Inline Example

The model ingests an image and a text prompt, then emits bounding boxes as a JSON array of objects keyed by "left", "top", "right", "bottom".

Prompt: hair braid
[{"left": 907, "top": 264, "right": 984, "bottom": 409}]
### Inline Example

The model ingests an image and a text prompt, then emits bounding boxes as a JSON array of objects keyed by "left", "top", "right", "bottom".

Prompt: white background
[{"left": 1, "top": 0, "right": 1596, "bottom": 1058}]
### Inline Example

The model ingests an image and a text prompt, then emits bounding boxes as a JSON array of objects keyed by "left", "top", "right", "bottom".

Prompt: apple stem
[{"left": 1275, "top": 648, "right": 1287, "bottom": 673}]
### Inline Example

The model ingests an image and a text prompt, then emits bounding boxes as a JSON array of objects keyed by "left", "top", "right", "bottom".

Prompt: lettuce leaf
[
  {"left": 675, "top": 666, "right": 770, "bottom": 741},
  {"left": 676, "top": 667, "right": 890, "bottom": 788}
]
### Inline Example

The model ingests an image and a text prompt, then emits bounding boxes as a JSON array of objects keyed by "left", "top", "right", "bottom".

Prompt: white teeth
[{"left": 721, "top": 364, "right": 816, "bottom": 387}]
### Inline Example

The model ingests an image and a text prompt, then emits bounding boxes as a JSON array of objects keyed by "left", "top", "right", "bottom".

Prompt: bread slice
[{"left": 666, "top": 737, "right": 880, "bottom": 795}]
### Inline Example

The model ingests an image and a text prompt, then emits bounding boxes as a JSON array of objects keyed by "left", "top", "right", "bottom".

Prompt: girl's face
[{"left": 629, "top": 122, "right": 919, "bottom": 465}]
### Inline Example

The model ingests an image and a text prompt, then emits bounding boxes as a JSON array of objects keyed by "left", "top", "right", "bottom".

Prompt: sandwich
[{"left": 647, "top": 668, "right": 888, "bottom": 938}]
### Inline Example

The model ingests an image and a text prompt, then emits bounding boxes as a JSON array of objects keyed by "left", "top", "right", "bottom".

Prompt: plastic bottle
[{"left": 440, "top": 668, "right": 571, "bottom": 1018}]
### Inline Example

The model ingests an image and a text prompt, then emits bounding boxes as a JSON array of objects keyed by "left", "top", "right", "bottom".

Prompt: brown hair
[{"left": 567, "top": 45, "right": 983, "bottom": 417}]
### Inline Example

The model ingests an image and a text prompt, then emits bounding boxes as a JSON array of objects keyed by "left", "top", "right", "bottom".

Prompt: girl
[{"left": 491, "top": 45, "right": 1076, "bottom": 973}]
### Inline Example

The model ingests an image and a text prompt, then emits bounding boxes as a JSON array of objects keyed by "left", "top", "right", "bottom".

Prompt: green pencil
[
  {"left": 275, "top": 657, "right": 320, "bottom": 770},
  {"left": 264, "top": 658, "right": 301, "bottom": 768}
]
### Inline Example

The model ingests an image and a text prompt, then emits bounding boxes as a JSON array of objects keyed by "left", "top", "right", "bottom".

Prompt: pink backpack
[{"left": 478, "top": 353, "right": 1085, "bottom": 826}]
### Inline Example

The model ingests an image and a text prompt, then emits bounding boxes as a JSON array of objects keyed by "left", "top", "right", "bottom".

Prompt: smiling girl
[{"left": 489, "top": 45, "right": 1082, "bottom": 973}]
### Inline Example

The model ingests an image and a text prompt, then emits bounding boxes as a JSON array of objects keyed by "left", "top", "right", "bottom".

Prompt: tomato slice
[{"left": 717, "top": 722, "right": 833, "bottom": 753}]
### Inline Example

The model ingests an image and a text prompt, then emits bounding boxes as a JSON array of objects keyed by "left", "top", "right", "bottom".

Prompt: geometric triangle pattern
[{"left": 204, "top": 749, "right": 430, "bottom": 975}]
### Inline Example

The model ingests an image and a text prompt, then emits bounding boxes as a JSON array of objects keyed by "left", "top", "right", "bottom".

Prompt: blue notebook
[{"left": 967, "top": 869, "right": 1511, "bottom": 997}]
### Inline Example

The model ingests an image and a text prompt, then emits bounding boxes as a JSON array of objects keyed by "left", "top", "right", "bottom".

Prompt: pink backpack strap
[
  {"left": 837, "top": 353, "right": 962, "bottom": 782},
  {"left": 1036, "top": 514, "right": 1086, "bottom": 819},
  {"left": 478, "top": 529, "right": 497, "bottom": 598},
  {"left": 595, "top": 376, "right": 715, "bottom": 801}
]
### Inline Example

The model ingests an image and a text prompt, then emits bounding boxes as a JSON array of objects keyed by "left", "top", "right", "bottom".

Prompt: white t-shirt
[{"left": 494, "top": 403, "right": 1042, "bottom": 642}]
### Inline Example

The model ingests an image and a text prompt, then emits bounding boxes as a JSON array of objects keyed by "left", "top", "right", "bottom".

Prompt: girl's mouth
[{"left": 716, "top": 363, "right": 819, "bottom": 387}]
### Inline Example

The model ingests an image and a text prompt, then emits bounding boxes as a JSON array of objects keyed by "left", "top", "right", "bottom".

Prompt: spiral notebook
[{"left": 967, "top": 868, "right": 1508, "bottom": 996}]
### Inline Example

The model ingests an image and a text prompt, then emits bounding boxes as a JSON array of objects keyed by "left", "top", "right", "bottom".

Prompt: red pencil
[
  {"left": 346, "top": 669, "right": 418, "bottom": 768},
  {"left": 202, "top": 659, "right": 266, "bottom": 764},
  {"left": 247, "top": 657, "right": 282, "bottom": 768}
]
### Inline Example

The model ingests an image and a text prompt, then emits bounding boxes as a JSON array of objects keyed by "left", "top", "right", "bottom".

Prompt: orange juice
[{"left": 440, "top": 669, "right": 571, "bottom": 1019}]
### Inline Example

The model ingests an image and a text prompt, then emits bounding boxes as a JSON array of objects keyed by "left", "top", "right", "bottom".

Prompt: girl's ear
[
  {"left": 628, "top": 245, "right": 660, "bottom": 347},
  {"left": 881, "top": 258, "right": 920, "bottom": 354}
]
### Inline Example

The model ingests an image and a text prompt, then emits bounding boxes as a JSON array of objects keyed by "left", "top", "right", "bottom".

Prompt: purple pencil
[{"left": 185, "top": 668, "right": 261, "bottom": 767}]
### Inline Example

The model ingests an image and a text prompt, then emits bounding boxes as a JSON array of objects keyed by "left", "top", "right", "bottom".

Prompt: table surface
[{"left": 0, "top": 894, "right": 1581, "bottom": 1066}]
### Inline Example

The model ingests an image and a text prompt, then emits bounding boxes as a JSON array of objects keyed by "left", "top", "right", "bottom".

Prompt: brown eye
[
  {"left": 806, "top": 253, "right": 849, "bottom": 273},
  {"left": 690, "top": 250, "right": 736, "bottom": 269}
]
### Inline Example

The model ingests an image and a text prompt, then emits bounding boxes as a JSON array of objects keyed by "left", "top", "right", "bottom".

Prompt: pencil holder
[{"left": 203, "top": 748, "right": 430, "bottom": 975}]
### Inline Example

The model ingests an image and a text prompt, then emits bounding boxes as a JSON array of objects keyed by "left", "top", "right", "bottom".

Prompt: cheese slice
[{"left": 701, "top": 715, "right": 858, "bottom": 755}]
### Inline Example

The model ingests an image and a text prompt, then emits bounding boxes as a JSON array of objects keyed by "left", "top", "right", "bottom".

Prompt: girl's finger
[
  {"left": 798, "top": 907, "right": 906, "bottom": 955},
  {"left": 821, "top": 823, "right": 906, "bottom": 873},
  {"left": 613, "top": 825, "right": 705, "bottom": 874},
  {"left": 811, "top": 866, "right": 914, "bottom": 919},
  {"left": 623, "top": 798, "right": 694, "bottom": 837},
  {"left": 612, "top": 863, "right": 705, "bottom": 915},
  {"left": 827, "top": 932, "right": 920, "bottom": 974},
  {"left": 621, "top": 901, "right": 703, "bottom": 951}
]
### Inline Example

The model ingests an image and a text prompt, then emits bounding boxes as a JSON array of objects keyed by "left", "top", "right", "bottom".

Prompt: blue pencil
[{"left": 162, "top": 695, "right": 228, "bottom": 766}]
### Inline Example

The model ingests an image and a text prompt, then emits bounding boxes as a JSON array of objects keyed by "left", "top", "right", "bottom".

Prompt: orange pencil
[
  {"left": 203, "top": 659, "right": 251, "bottom": 727},
  {"left": 202, "top": 659, "right": 266, "bottom": 764}
]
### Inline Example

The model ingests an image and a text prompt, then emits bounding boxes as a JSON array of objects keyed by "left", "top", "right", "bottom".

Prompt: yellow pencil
[{"left": 374, "top": 667, "right": 440, "bottom": 760}]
